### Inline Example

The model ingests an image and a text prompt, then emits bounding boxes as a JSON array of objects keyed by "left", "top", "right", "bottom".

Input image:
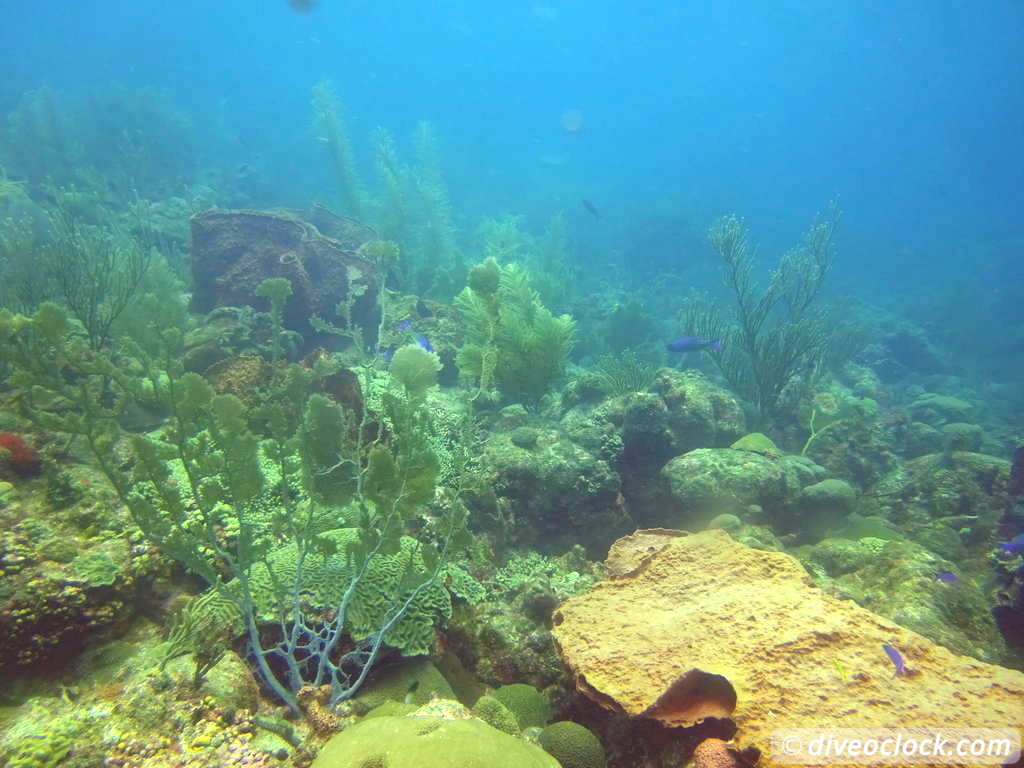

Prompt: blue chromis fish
[
  {"left": 997, "top": 533, "right": 1024, "bottom": 555},
  {"left": 397, "top": 317, "right": 413, "bottom": 330},
  {"left": 416, "top": 334, "right": 434, "bottom": 353},
  {"left": 882, "top": 643, "right": 907, "bottom": 677},
  {"left": 935, "top": 570, "right": 958, "bottom": 583},
  {"left": 666, "top": 336, "right": 723, "bottom": 353},
  {"left": 581, "top": 199, "right": 601, "bottom": 219}
]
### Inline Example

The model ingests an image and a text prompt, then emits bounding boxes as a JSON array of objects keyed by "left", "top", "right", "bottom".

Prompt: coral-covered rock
[
  {"left": 907, "top": 393, "right": 976, "bottom": 427},
  {"left": 660, "top": 448, "right": 825, "bottom": 529},
  {"left": 190, "top": 209, "right": 379, "bottom": 345},
  {"left": 792, "top": 478, "right": 857, "bottom": 541},
  {"left": 539, "top": 720, "right": 606, "bottom": 768},
  {"left": 561, "top": 372, "right": 744, "bottom": 528},
  {"left": 0, "top": 534, "right": 137, "bottom": 671},
  {"left": 864, "top": 451, "right": 1010, "bottom": 546},
  {"left": 477, "top": 427, "right": 629, "bottom": 555},
  {"left": 650, "top": 369, "right": 746, "bottom": 453},
  {"left": 444, "top": 548, "right": 595, "bottom": 690},
  {"left": 552, "top": 529, "right": 1024, "bottom": 766},
  {"left": 798, "top": 536, "right": 1011, "bottom": 663}
]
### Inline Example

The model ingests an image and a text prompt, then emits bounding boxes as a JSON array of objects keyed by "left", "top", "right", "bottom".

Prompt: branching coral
[
  {"left": 680, "top": 203, "right": 841, "bottom": 424},
  {"left": 40, "top": 201, "right": 157, "bottom": 350},
  {"left": 455, "top": 258, "right": 575, "bottom": 404}
]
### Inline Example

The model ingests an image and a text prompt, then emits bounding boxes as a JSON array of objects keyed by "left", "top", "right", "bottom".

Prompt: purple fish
[
  {"left": 397, "top": 318, "right": 413, "bottom": 331},
  {"left": 666, "top": 336, "right": 723, "bottom": 353},
  {"left": 882, "top": 643, "right": 907, "bottom": 677},
  {"left": 997, "top": 533, "right": 1024, "bottom": 555},
  {"left": 935, "top": 570, "right": 958, "bottom": 583},
  {"left": 416, "top": 334, "right": 434, "bottom": 353}
]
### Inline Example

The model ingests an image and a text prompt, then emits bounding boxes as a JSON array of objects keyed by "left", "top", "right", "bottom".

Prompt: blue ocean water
[{"left": 4, "top": 0, "right": 1021, "bottom": 291}]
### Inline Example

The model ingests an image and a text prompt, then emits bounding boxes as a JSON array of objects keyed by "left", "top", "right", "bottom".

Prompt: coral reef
[
  {"left": 799, "top": 536, "right": 1010, "bottom": 662},
  {"left": 0, "top": 59, "right": 1021, "bottom": 768},
  {"left": 490, "top": 683, "right": 552, "bottom": 730}
]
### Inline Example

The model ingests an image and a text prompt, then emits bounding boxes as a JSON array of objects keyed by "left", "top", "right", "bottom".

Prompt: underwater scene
[{"left": 1, "top": 0, "right": 1023, "bottom": 766}]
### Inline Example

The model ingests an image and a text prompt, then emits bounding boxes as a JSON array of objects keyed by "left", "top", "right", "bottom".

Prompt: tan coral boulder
[{"left": 552, "top": 529, "right": 1024, "bottom": 766}]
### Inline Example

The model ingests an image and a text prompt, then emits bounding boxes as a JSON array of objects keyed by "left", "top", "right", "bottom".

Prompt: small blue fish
[
  {"left": 936, "top": 570, "right": 958, "bottom": 584},
  {"left": 882, "top": 643, "right": 907, "bottom": 677},
  {"left": 997, "top": 534, "right": 1024, "bottom": 555},
  {"left": 397, "top": 318, "right": 413, "bottom": 331},
  {"left": 416, "top": 335, "right": 434, "bottom": 353},
  {"left": 666, "top": 336, "right": 722, "bottom": 353},
  {"left": 381, "top": 348, "right": 394, "bottom": 363}
]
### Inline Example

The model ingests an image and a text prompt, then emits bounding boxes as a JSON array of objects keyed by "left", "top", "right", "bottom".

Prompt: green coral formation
[
  {"left": 472, "top": 694, "right": 521, "bottom": 734},
  {"left": 539, "top": 721, "right": 607, "bottom": 768},
  {"left": 455, "top": 258, "right": 575, "bottom": 403},
  {"left": 661, "top": 447, "right": 825, "bottom": 529},
  {"left": 244, "top": 529, "right": 452, "bottom": 656},
  {"left": 389, "top": 343, "right": 442, "bottom": 399},
  {"left": 355, "top": 658, "right": 457, "bottom": 710},
  {"left": 311, "top": 715, "right": 560, "bottom": 768},
  {"left": 799, "top": 536, "right": 1010, "bottom": 663},
  {"left": 730, "top": 432, "right": 782, "bottom": 457},
  {"left": 490, "top": 683, "right": 552, "bottom": 730}
]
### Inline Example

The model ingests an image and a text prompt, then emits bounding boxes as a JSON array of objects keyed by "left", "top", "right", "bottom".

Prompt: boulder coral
[
  {"left": 551, "top": 529, "right": 1024, "bottom": 767},
  {"left": 310, "top": 712, "right": 560, "bottom": 768},
  {"left": 660, "top": 447, "right": 825, "bottom": 530}
]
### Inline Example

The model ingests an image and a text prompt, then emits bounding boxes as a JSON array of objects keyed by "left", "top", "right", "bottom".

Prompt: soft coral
[{"left": 0, "top": 432, "right": 42, "bottom": 478}]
